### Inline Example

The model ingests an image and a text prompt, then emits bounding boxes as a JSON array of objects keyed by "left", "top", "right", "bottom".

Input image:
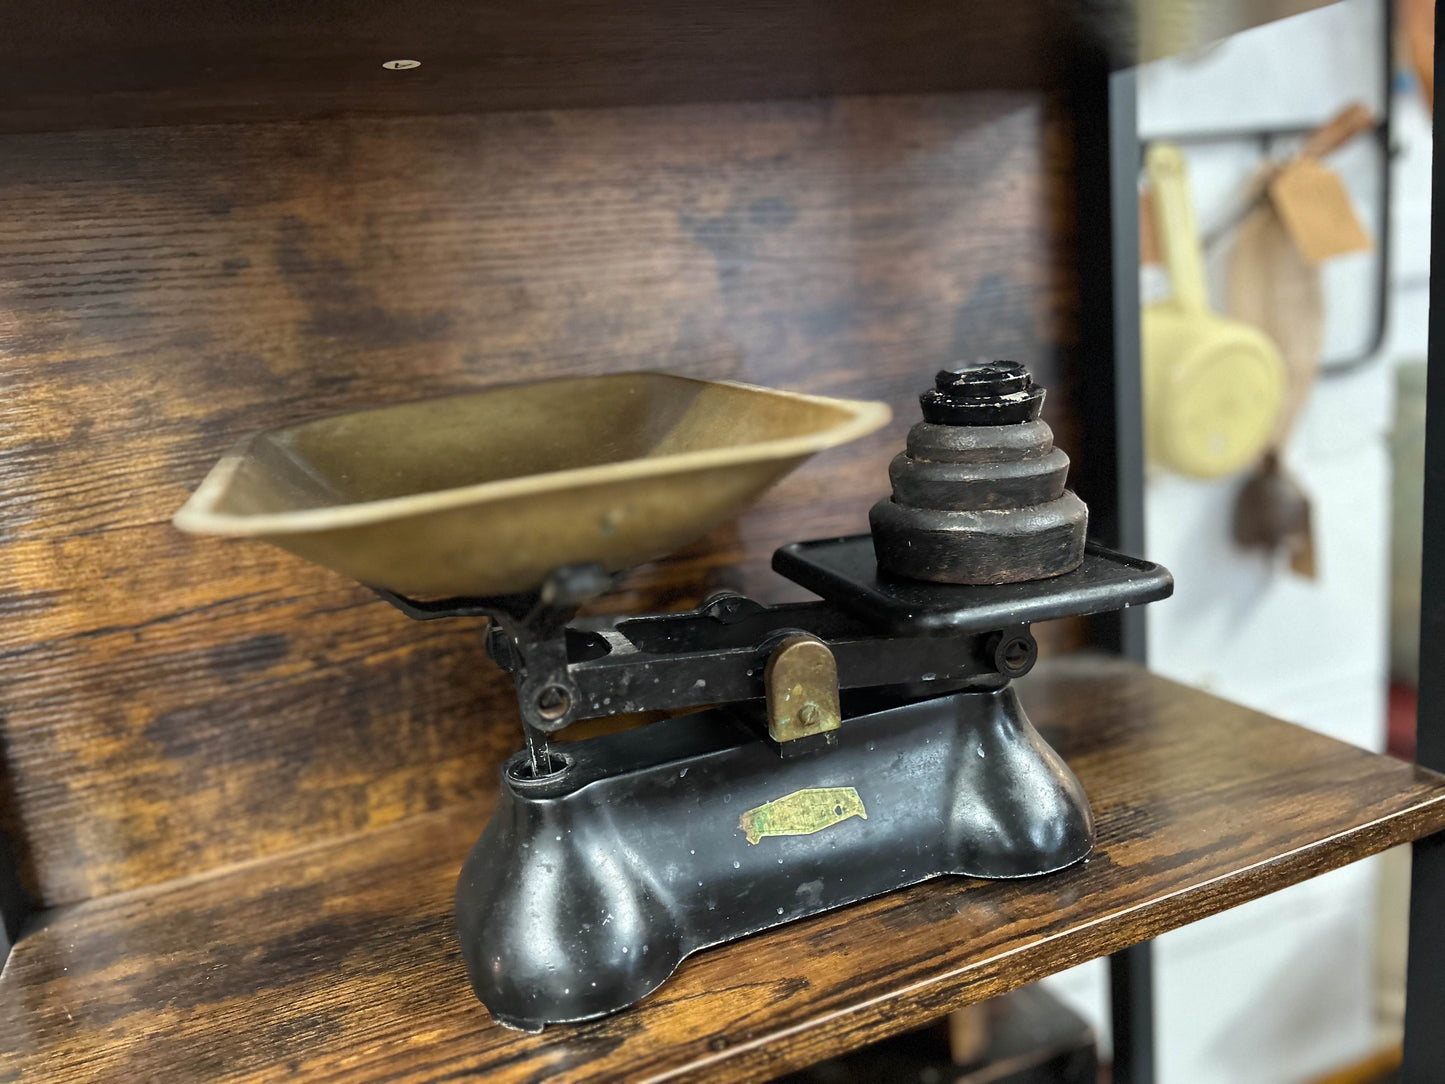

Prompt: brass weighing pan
[{"left": 174, "top": 372, "right": 890, "bottom": 597}]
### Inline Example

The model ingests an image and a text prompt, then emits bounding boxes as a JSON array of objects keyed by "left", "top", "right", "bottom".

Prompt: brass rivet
[{"left": 764, "top": 635, "right": 840, "bottom": 743}]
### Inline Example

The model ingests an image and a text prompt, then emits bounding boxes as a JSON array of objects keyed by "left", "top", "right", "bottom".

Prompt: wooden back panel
[{"left": 0, "top": 93, "right": 1080, "bottom": 906}]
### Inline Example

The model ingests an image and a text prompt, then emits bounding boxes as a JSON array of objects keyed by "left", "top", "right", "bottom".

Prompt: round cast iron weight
[
  {"left": 869, "top": 492, "right": 1088, "bottom": 585},
  {"left": 920, "top": 386, "right": 1046, "bottom": 426},
  {"left": 934, "top": 361, "right": 1032, "bottom": 396},
  {"left": 871, "top": 361, "right": 1088, "bottom": 584},
  {"left": 887, "top": 447, "right": 1070, "bottom": 511},
  {"left": 904, "top": 419, "right": 1055, "bottom": 465},
  {"left": 920, "top": 361, "right": 1046, "bottom": 427}
]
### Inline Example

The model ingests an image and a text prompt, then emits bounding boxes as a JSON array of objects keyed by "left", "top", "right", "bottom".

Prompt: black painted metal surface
[
  {"left": 1401, "top": 9, "right": 1445, "bottom": 1079},
  {"left": 456, "top": 684, "right": 1094, "bottom": 1031},
  {"left": 774, "top": 538, "right": 1172, "bottom": 634}
]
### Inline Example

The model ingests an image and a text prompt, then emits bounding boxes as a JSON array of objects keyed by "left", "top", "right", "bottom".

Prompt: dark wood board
[
  {"left": 0, "top": 93, "right": 1091, "bottom": 907},
  {"left": 2, "top": 658, "right": 1443, "bottom": 1084},
  {"left": 0, "top": 0, "right": 1335, "bottom": 134}
]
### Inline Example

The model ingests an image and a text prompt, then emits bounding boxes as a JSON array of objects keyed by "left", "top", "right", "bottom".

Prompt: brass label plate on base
[{"left": 739, "top": 786, "right": 866, "bottom": 844}]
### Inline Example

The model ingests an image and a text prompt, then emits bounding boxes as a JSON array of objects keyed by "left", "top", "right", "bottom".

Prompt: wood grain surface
[
  {"left": 1, "top": 0, "right": 1064, "bottom": 134},
  {"left": 3, "top": 657, "right": 1443, "bottom": 1084},
  {"left": 0, "top": 93, "right": 1086, "bottom": 907},
  {"left": 0, "top": 0, "right": 1340, "bottom": 134}
]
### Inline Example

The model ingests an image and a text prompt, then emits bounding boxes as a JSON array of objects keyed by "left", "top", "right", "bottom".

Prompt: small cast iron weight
[{"left": 870, "top": 361, "right": 1088, "bottom": 584}]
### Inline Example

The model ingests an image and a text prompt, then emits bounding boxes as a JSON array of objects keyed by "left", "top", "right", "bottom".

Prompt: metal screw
[
  {"left": 798, "top": 704, "right": 821, "bottom": 727},
  {"left": 382, "top": 59, "right": 421, "bottom": 70}
]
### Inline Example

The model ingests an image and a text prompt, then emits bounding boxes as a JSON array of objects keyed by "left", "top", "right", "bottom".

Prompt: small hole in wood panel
[{"left": 382, "top": 59, "right": 421, "bottom": 70}]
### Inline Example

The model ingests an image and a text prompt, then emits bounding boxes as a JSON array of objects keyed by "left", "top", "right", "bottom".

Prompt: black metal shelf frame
[{"left": 1400, "top": 7, "right": 1445, "bottom": 1080}]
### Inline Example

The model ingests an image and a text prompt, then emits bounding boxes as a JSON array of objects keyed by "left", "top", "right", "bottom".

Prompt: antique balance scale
[{"left": 175, "top": 363, "right": 1171, "bottom": 1032}]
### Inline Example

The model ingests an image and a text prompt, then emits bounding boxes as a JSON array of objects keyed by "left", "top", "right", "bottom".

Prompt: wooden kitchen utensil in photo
[
  {"left": 1267, "top": 102, "right": 1374, "bottom": 265},
  {"left": 1229, "top": 103, "right": 1374, "bottom": 428},
  {"left": 1142, "top": 143, "right": 1286, "bottom": 479},
  {"left": 1227, "top": 102, "right": 1374, "bottom": 576},
  {"left": 1253, "top": 101, "right": 1371, "bottom": 394},
  {"left": 1228, "top": 191, "right": 1320, "bottom": 577},
  {"left": 1234, "top": 452, "right": 1317, "bottom": 577},
  {"left": 1228, "top": 168, "right": 1323, "bottom": 442}
]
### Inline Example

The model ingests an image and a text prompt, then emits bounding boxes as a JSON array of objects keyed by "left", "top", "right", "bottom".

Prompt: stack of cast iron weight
[{"left": 869, "top": 362, "right": 1088, "bottom": 584}]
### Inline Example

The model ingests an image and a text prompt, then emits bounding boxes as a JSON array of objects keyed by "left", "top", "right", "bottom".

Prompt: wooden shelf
[
  {"left": 1, "top": 0, "right": 1335, "bottom": 133},
  {"left": 2, "top": 656, "right": 1442, "bottom": 1082}
]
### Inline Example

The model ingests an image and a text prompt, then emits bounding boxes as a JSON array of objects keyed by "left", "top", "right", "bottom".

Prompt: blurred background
[{"left": 792, "top": 1, "right": 1434, "bottom": 1080}]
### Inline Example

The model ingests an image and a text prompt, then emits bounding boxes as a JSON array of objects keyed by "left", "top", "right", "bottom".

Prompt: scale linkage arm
[{"left": 484, "top": 590, "right": 1037, "bottom": 735}]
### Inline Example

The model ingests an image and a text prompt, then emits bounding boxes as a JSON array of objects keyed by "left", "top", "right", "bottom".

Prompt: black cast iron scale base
[
  {"left": 462, "top": 685, "right": 1089, "bottom": 1032},
  {"left": 376, "top": 535, "right": 1172, "bottom": 1032}
]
